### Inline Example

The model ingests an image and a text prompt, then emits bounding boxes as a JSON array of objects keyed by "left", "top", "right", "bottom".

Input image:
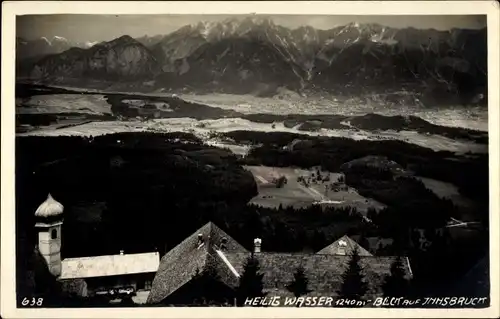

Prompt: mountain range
[
  {"left": 17, "top": 17, "right": 487, "bottom": 105},
  {"left": 16, "top": 36, "right": 98, "bottom": 59}
]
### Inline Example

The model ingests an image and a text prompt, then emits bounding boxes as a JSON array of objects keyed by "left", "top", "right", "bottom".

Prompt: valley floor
[
  {"left": 17, "top": 118, "right": 488, "bottom": 155},
  {"left": 15, "top": 85, "right": 489, "bottom": 155}
]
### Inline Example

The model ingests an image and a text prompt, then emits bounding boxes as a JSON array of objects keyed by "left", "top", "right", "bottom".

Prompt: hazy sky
[{"left": 17, "top": 14, "right": 486, "bottom": 42}]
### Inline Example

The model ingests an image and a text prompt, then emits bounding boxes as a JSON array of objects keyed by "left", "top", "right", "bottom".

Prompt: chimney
[
  {"left": 220, "top": 237, "right": 228, "bottom": 251},
  {"left": 337, "top": 240, "right": 347, "bottom": 255},
  {"left": 197, "top": 233, "right": 204, "bottom": 247},
  {"left": 120, "top": 250, "right": 124, "bottom": 255},
  {"left": 254, "top": 238, "right": 262, "bottom": 253}
]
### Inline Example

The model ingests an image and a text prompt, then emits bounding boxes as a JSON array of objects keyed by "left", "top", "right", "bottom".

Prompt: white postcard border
[{"left": 2, "top": 1, "right": 499, "bottom": 318}]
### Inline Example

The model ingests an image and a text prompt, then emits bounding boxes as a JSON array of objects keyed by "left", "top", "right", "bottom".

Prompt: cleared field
[
  {"left": 17, "top": 94, "right": 112, "bottom": 115},
  {"left": 244, "top": 165, "right": 385, "bottom": 213},
  {"left": 46, "top": 86, "right": 489, "bottom": 133},
  {"left": 18, "top": 116, "right": 487, "bottom": 154}
]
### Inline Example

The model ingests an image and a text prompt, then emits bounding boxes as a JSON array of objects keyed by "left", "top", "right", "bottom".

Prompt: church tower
[{"left": 34, "top": 193, "right": 64, "bottom": 277}]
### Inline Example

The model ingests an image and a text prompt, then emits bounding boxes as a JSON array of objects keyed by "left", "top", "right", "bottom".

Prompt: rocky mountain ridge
[
  {"left": 20, "top": 17, "right": 487, "bottom": 105},
  {"left": 29, "top": 35, "right": 158, "bottom": 81},
  {"left": 16, "top": 36, "right": 98, "bottom": 60}
]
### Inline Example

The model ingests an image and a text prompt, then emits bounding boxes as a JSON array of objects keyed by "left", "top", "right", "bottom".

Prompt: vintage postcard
[{"left": 1, "top": 1, "right": 499, "bottom": 318}]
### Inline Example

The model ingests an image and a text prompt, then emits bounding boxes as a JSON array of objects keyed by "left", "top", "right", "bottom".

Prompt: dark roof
[
  {"left": 317, "top": 235, "right": 373, "bottom": 256},
  {"left": 148, "top": 222, "right": 412, "bottom": 303},
  {"left": 223, "top": 252, "right": 412, "bottom": 297},
  {"left": 147, "top": 222, "right": 248, "bottom": 304}
]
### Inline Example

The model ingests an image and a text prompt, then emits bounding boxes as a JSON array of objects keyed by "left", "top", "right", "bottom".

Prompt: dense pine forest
[{"left": 16, "top": 131, "right": 489, "bottom": 306}]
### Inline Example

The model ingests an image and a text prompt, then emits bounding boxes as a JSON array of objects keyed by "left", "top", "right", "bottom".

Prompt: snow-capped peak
[
  {"left": 40, "top": 37, "right": 52, "bottom": 45},
  {"left": 84, "top": 41, "right": 99, "bottom": 48},
  {"left": 194, "top": 21, "right": 219, "bottom": 38},
  {"left": 53, "top": 36, "right": 68, "bottom": 42},
  {"left": 337, "top": 22, "right": 360, "bottom": 36},
  {"left": 189, "top": 16, "right": 277, "bottom": 40},
  {"left": 39, "top": 36, "right": 69, "bottom": 46}
]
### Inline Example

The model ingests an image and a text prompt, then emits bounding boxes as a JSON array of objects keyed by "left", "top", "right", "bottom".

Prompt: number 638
[{"left": 21, "top": 297, "right": 43, "bottom": 306}]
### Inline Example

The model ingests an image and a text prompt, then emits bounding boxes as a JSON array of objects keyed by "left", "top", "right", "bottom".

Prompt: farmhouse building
[
  {"left": 146, "top": 222, "right": 413, "bottom": 305},
  {"left": 31, "top": 194, "right": 412, "bottom": 305}
]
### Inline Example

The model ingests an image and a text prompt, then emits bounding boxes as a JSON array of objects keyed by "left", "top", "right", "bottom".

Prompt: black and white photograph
[{"left": 1, "top": 1, "right": 499, "bottom": 318}]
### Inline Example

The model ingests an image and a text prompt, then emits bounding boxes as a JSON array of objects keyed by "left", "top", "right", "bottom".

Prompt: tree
[
  {"left": 275, "top": 176, "right": 287, "bottom": 188},
  {"left": 382, "top": 256, "right": 410, "bottom": 298},
  {"left": 236, "top": 255, "right": 266, "bottom": 306},
  {"left": 287, "top": 266, "right": 312, "bottom": 297},
  {"left": 376, "top": 241, "right": 385, "bottom": 255},
  {"left": 337, "top": 247, "right": 368, "bottom": 300},
  {"left": 358, "top": 235, "right": 370, "bottom": 252},
  {"left": 191, "top": 266, "right": 226, "bottom": 305},
  {"left": 21, "top": 246, "right": 63, "bottom": 307}
]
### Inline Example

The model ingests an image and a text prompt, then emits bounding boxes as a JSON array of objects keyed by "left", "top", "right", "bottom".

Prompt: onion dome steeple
[{"left": 35, "top": 193, "right": 64, "bottom": 220}]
